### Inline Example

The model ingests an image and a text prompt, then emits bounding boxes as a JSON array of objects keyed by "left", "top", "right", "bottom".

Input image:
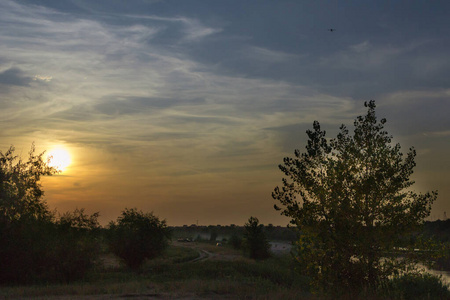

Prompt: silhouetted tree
[
  {"left": 273, "top": 101, "right": 437, "bottom": 293},
  {"left": 0, "top": 145, "right": 100, "bottom": 283},
  {"left": 0, "top": 145, "right": 56, "bottom": 283},
  {"left": 0, "top": 144, "right": 56, "bottom": 223},
  {"left": 108, "top": 208, "right": 170, "bottom": 270},
  {"left": 243, "top": 216, "right": 271, "bottom": 260}
]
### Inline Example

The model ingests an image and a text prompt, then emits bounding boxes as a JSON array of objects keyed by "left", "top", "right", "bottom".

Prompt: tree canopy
[
  {"left": 273, "top": 100, "right": 437, "bottom": 292},
  {"left": 0, "top": 144, "right": 56, "bottom": 222},
  {"left": 108, "top": 208, "right": 171, "bottom": 270},
  {"left": 243, "top": 216, "right": 271, "bottom": 260},
  {"left": 0, "top": 145, "right": 99, "bottom": 283}
]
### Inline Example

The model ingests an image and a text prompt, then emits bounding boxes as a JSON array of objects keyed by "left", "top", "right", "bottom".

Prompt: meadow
[
  {"left": 2, "top": 232, "right": 450, "bottom": 299},
  {"left": 0, "top": 241, "right": 311, "bottom": 300}
]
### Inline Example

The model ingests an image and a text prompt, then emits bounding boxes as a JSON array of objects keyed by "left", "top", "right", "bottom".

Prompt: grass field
[
  {"left": 0, "top": 242, "right": 312, "bottom": 300},
  {"left": 2, "top": 242, "right": 450, "bottom": 299}
]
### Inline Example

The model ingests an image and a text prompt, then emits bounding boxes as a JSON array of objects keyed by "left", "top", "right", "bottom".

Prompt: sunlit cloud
[{"left": 33, "top": 75, "right": 52, "bottom": 82}]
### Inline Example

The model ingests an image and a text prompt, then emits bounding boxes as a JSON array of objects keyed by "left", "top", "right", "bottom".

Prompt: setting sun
[{"left": 47, "top": 147, "right": 71, "bottom": 172}]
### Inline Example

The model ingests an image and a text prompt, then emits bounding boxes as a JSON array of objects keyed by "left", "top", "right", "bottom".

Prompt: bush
[
  {"left": 243, "top": 217, "right": 271, "bottom": 260},
  {"left": 52, "top": 209, "right": 101, "bottom": 282},
  {"left": 0, "top": 209, "right": 100, "bottom": 284},
  {"left": 1, "top": 218, "right": 50, "bottom": 283},
  {"left": 108, "top": 208, "right": 171, "bottom": 270}
]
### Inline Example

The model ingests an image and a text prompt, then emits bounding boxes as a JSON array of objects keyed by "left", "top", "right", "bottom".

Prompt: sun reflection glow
[{"left": 47, "top": 147, "right": 71, "bottom": 172}]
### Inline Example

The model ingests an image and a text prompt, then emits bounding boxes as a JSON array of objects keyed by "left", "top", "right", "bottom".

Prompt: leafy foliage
[
  {"left": 53, "top": 208, "right": 101, "bottom": 282},
  {"left": 0, "top": 144, "right": 55, "bottom": 223},
  {"left": 243, "top": 216, "right": 271, "bottom": 260},
  {"left": 0, "top": 145, "right": 56, "bottom": 283},
  {"left": 273, "top": 101, "right": 437, "bottom": 293},
  {"left": 108, "top": 208, "right": 171, "bottom": 270},
  {"left": 0, "top": 145, "right": 100, "bottom": 283}
]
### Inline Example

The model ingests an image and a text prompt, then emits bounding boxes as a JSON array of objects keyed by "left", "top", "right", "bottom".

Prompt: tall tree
[
  {"left": 1, "top": 145, "right": 56, "bottom": 283},
  {"left": 0, "top": 144, "right": 56, "bottom": 222},
  {"left": 243, "top": 216, "right": 271, "bottom": 260},
  {"left": 1, "top": 145, "right": 99, "bottom": 283},
  {"left": 273, "top": 101, "right": 437, "bottom": 292}
]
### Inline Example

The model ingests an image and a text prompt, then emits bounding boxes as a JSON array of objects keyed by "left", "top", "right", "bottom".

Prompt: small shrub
[{"left": 108, "top": 208, "right": 171, "bottom": 270}]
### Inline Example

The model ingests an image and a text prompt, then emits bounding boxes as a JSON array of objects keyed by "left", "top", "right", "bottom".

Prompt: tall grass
[
  {"left": 2, "top": 243, "right": 447, "bottom": 299},
  {"left": 0, "top": 245, "right": 311, "bottom": 299}
]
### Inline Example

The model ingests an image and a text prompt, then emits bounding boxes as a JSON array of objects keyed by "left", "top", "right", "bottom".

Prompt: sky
[{"left": 1, "top": 0, "right": 449, "bottom": 226}]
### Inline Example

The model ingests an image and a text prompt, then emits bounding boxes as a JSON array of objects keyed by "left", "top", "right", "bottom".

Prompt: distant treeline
[
  {"left": 422, "top": 219, "right": 450, "bottom": 242},
  {"left": 170, "top": 224, "right": 297, "bottom": 242},
  {"left": 170, "top": 220, "right": 450, "bottom": 244}
]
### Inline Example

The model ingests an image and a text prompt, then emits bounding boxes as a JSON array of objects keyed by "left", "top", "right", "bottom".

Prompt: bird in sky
[{"left": 328, "top": 28, "right": 335, "bottom": 32}]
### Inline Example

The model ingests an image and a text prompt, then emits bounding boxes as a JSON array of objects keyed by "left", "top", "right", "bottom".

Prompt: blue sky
[{"left": 1, "top": 0, "right": 449, "bottom": 225}]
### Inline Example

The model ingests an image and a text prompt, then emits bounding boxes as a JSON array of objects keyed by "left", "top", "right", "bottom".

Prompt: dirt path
[
  {"left": 172, "top": 241, "right": 242, "bottom": 262},
  {"left": 189, "top": 249, "right": 213, "bottom": 262}
]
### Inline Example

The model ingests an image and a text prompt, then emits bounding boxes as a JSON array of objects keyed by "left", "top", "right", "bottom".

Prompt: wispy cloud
[
  {"left": 0, "top": 0, "right": 354, "bottom": 167},
  {"left": 1, "top": 0, "right": 449, "bottom": 225},
  {"left": 33, "top": 75, "right": 52, "bottom": 82},
  {"left": 123, "top": 14, "right": 222, "bottom": 41}
]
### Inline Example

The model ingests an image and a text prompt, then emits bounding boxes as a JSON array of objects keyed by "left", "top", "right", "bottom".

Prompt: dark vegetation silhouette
[
  {"left": 423, "top": 219, "right": 450, "bottom": 243},
  {"left": 209, "top": 229, "right": 218, "bottom": 242},
  {"left": 273, "top": 100, "right": 439, "bottom": 295},
  {"left": 54, "top": 208, "right": 101, "bottom": 281},
  {"left": 0, "top": 145, "right": 173, "bottom": 283},
  {"left": 242, "top": 216, "right": 271, "bottom": 260},
  {"left": 420, "top": 220, "right": 450, "bottom": 271},
  {"left": 229, "top": 232, "right": 243, "bottom": 250},
  {"left": 107, "top": 208, "right": 170, "bottom": 270},
  {"left": 0, "top": 145, "right": 99, "bottom": 283},
  {"left": 171, "top": 223, "right": 296, "bottom": 243}
]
